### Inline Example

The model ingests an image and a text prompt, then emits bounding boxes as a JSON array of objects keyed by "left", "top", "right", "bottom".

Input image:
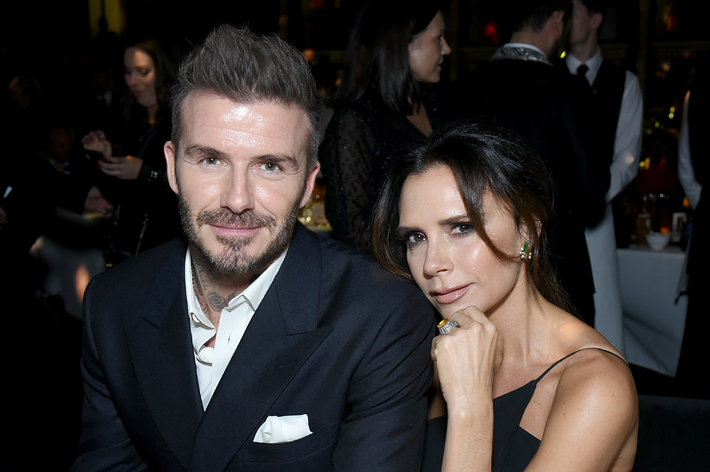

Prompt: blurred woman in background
[
  {"left": 318, "top": 0, "right": 451, "bottom": 253},
  {"left": 82, "top": 39, "right": 182, "bottom": 263}
]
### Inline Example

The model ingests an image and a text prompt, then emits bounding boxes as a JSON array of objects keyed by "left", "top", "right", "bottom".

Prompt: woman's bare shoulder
[{"left": 527, "top": 340, "right": 638, "bottom": 471}]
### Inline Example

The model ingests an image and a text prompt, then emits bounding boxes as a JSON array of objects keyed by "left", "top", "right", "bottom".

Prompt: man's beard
[{"left": 179, "top": 194, "right": 299, "bottom": 277}]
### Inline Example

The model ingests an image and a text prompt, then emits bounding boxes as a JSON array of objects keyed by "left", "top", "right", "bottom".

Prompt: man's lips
[
  {"left": 209, "top": 224, "right": 264, "bottom": 238},
  {"left": 430, "top": 284, "right": 470, "bottom": 305}
]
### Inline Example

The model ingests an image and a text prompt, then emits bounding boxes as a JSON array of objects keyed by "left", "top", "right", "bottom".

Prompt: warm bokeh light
[
  {"left": 88, "top": 0, "right": 124, "bottom": 37},
  {"left": 75, "top": 263, "right": 92, "bottom": 304}
]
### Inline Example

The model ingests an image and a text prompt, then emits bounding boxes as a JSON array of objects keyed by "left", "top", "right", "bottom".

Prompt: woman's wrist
[{"left": 445, "top": 394, "right": 493, "bottom": 422}]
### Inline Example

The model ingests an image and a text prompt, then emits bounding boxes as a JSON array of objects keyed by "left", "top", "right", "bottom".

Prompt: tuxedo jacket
[{"left": 71, "top": 224, "right": 435, "bottom": 471}]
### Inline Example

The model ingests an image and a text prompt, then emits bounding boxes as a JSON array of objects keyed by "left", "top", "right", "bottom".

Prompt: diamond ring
[{"left": 437, "top": 317, "right": 459, "bottom": 336}]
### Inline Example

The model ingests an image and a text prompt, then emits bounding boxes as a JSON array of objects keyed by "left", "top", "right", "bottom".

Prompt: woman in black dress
[
  {"left": 318, "top": 0, "right": 451, "bottom": 253},
  {"left": 82, "top": 39, "right": 182, "bottom": 262},
  {"left": 373, "top": 123, "right": 638, "bottom": 472}
]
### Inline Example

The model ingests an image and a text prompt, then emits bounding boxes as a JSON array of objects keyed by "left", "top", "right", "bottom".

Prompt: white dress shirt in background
[
  {"left": 678, "top": 90, "right": 702, "bottom": 209},
  {"left": 566, "top": 49, "right": 643, "bottom": 353}
]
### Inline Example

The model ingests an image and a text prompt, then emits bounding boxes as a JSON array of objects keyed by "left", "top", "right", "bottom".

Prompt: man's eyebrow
[
  {"left": 183, "top": 144, "right": 229, "bottom": 160},
  {"left": 258, "top": 153, "right": 299, "bottom": 167}
]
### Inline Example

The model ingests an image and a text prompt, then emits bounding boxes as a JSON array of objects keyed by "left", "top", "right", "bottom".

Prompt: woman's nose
[
  {"left": 125, "top": 71, "right": 137, "bottom": 87},
  {"left": 423, "top": 238, "right": 452, "bottom": 276},
  {"left": 441, "top": 38, "right": 452, "bottom": 55}
]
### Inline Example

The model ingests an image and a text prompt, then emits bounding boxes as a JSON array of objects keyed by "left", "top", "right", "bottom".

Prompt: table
[{"left": 618, "top": 245, "right": 688, "bottom": 377}]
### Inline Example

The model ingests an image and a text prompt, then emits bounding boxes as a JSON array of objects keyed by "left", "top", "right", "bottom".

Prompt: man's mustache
[{"left": 196, "top": 209, "right": 276, "bottom": 229}]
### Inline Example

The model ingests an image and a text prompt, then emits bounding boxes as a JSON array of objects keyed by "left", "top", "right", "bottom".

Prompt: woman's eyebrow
[{"left": 439, "top": 214, "right": 470, "bottom": 225}]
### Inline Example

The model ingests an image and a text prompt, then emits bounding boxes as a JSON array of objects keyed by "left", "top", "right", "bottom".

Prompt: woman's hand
[
  {"left": 432, "top": 307, "right": 498, "bottom": 411},
  {"left": 97, "top": 155, "right": 144, "bottom": 180},
  {"left": 82, "top": 130, "right": 112, "bottom": 158},
  {"left": 83, "top": 186, "right": 114, "bottom": 214}
]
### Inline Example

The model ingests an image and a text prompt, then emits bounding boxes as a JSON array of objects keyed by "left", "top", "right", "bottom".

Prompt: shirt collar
[
  {"left": 492, "top": 43, "right": 551, "bottom": 65},
  {"left": 565, "top": 48, "right": 603, "bottom": 85},
  {"left": 184, "top": 245, "right": 289, "bottom": 325}
]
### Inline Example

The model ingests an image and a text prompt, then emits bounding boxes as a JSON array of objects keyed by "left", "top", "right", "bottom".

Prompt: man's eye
[
  {"left": 261, "top": 162, "right": 280, "bottom": 172},
  {"left": 203, "top": 157, "right": 220, "bottom": 166}
]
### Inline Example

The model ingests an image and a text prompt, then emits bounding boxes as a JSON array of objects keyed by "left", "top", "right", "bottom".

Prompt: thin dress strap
[{"left": 535, "top": 347, "right": 627, "bottom": 382}]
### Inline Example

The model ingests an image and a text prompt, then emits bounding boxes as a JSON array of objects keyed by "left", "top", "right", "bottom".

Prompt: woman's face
[
  {"left": 124, "top": 47, "right": 158, "bottom": 110},
  {"left": 408, "top": 12, "right": 451, "bottom": 84},
  {"left": 398, "top": 165, "right": 526, "bottom": 318}
]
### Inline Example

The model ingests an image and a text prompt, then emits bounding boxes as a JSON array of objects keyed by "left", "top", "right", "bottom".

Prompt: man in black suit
[
  {"left": 560, "top": 0, "right": 643, "bottom": 349},
  {"left": 70, "top": 25, "right": 435, "bottom": 471},
  {"left": 450, "top": 0, "right": 607, "bottom": 323}
]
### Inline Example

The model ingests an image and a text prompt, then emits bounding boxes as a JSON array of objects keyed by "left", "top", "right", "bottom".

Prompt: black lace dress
[{"left": 318, "top": 92, "right": 446, "bottom": 253}]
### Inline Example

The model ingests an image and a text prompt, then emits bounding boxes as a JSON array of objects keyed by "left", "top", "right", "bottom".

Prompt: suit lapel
[
  {"left": 125, "top": 241, "right": 204, "bottom": 470},
  {"left": 190, "top": 226, "right": 333, "bottom": 471}
]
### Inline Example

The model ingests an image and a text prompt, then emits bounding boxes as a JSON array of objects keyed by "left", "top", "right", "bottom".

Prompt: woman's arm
[
  {"left": 97, "top": 155, "right": 144, "bottom": 180},
  {"left": 433, "top": 308, "right": 498, "bottom": 472},
  {"left": 525, "top": 351, "right": 638, "bottom": 472},
  {"left": 82, "top": 130, "right": 144, "bottom": 180},
  {"left": 319, "top": 106, "right": 377, "bottom": 252}
]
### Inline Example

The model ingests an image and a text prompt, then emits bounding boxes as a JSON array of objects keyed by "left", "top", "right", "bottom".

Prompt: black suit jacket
[{"left": 71, "top": 224, "right": 435, "bottom": 471}]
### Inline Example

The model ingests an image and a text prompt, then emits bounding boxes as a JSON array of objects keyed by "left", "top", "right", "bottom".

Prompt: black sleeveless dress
[{"left": 421, "top": 348, "right": 626, "bottom": 472}]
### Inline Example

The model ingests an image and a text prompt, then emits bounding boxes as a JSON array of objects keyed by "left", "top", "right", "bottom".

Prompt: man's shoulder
[
  {"left": 318, "top": 233, "right": 420, "bottom": 291},
  {"left": 463, "top": 59, "right": 562, "bottom": 92},
  {"left": 93, "top": 238, "right": 186, "bottom": 289},
  {"left": 294, "top": 228, "right": 426, "bottom": 308}
]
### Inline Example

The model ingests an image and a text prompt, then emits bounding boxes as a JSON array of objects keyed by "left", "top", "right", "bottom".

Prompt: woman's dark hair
[
  {"left": 334, "top": 0, "right": 441, "bottom": 115},
  {"left": 123, "top": 39, "right": 177, "bottom": 128},
  {"left": 372, "top": 121, "right": 572, "bottom": 312}
]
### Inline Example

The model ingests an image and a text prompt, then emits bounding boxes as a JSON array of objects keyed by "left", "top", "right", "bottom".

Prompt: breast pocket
[{"left": 238, "top": 422, "right": 338, "bottom": 469}]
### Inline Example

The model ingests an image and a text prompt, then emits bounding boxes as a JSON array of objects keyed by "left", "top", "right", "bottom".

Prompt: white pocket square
[{"left": 253, "top": 414, "right": 313, "bottom": 444}]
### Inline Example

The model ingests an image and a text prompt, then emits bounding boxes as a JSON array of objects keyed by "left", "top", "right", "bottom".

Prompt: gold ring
[{"left": 437, "top": 317, "right": 459, "bottom": 336}]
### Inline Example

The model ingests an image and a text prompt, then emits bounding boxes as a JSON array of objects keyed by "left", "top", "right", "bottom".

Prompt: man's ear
[
  {"left": 591, "top": 11, "right": 603, "bottom": 30},
  {"left": 164, "top": 141, "right": 179, "bottom": 195},
  {"left": 550, "top": 9, "right": 566, "bottom": 34},
  {"left": 299, "top": 161, "right": 321, "bottom": 208}
]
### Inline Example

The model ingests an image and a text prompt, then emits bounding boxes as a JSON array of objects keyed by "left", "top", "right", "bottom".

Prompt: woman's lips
[{"left": 431, "top": 284, "right": 470, "bottom": 305}]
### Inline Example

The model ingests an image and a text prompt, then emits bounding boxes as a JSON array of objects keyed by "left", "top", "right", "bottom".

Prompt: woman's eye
[
  {"left": 451, "top": 223, "right": 473, "bottom": 235},
  {"left": 405, "top": 232, "right": 426, "bottom": 246}
]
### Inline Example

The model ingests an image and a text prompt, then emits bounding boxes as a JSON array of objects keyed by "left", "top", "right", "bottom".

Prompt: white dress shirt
[
  {"left": 565, "top": 50, "right": 643, "bottom": 200},
  {"left": 678, "top": 90, "right": 702, "bottom": 209},
  {"left": 184, "top": 247, "right": 288, "bottom": 409},
  {"left": 565, "top": 49, "right": 643, "bottom": 353}
]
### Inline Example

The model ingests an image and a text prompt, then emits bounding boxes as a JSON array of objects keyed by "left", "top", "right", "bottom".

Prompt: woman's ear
[
  {"left": 518, "top": 217, "right": 542, "bottom": 247},
  {"left": 533, "top": 218, "right": 542, "bottom": 239}
]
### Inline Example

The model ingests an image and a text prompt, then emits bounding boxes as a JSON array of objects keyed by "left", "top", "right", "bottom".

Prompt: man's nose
[{"left": 220, "top": 169, "right": 256, "bottom": 214}]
